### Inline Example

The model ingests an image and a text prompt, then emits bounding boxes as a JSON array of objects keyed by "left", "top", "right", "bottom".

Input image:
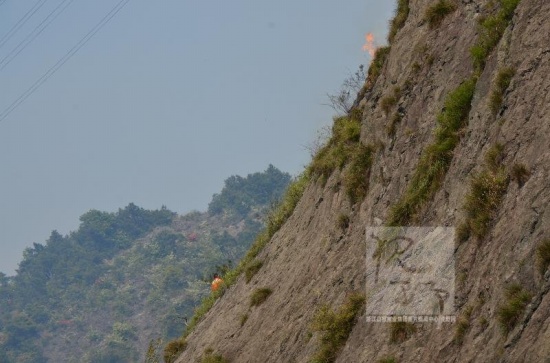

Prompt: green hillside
[{"left": 0, "top": 165, "right": 290, "bottom": 363}]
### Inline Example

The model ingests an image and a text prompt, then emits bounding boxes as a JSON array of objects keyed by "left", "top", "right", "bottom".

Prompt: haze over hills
[
  {"left": 0, "top": 165, "right": 291, "bottom": 362},
  {"left": 2, "top": 0, "right": 550, "bottom": 362},
  {"left": 0, "top": 0, "right": 395, "bottom": 277}
]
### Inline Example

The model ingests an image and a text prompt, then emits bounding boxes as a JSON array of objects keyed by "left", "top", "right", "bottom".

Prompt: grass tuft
[
  {"left": 389, "top": 322, "right": 416, "bottom": 343},
  {"left": 461, "top": 169, "right": 508, "bottom": 240},
  {"left": 310, "top": 293, "right": 365, "bottom": 363},
  {"left": 245, "top": 260, "right": 263, "bottom": 283},
  {"left": 378, "top": 358, "right": 397, "bottom": 363},
  {"left": 471, "top": 0, "right": 521, "bottom": 72},
  {"left": 364, "top": 46, "right": 391, "bottom": 92},
  {"left": 163, "top": 338, "right": 187, "bottom": 363},
  {"left": 310, "top": 115, "right": 362, "bottom": 182},
  {"left": 454, "top": 306, "right": 473, "bottom": 345},
  {"left": 497, "top": 284, "right": 532, "bottom": 335},
  {"left": 250, "top": 288, "right": 273, "bottom": 307},
  {"left": 239, "top": 313, "right": 248, "bottom": 327},
  {"left": 490, "top": 67, "right": 515, "bottom": 115},
  {"left": 425, "top": 0, "right": 457, "bottom": 28},
  {"left": 536, "top": 239, "right": 550, "bottom": 275},
  {"left": 265, "top": 173, "right": 310, "bottom": 237},
  {"left": 456, "top": 222, "right": 471, "bottom": 244},
  {"left": 480, "top": 316, "right": 489, "bottom": 329},
  {"left": 457, "top": 144, "right": 509, "bottom": 242},
  {"left": 485, "top": 143, "right": 504, "bottom": 171},
  {"left": 337, "top": 214, "right": 350, "bottom": 232},
  {"left": 309, "top": 113, "right": 374, "bottom": 205},
  {"left": 462, "top": 167, "right": 508, "bottom": 240},
  {"left": 455, "top": 319, "right": 469, "bottom": 344},
  {"left": 200, "top": 349, "right": 230, "bottom": 363},
  {"left": 380, "top": 87, "right": 402, "bottom": 115},
  {"left": 381, "top": 95, "right": 397, "bottom": 115},
  {"left": 510, "top": 163, "right": 530, "bottom": 187},
  {"left": 344, "top": 144, "right": 375, "bottom": 204},
  {"left": 388, "top": 78, "right": 476, "bottom": 225},
  {"left": 387, "top": 112, "right": 403, "bottom": 137},
  {"left": 388, "top": 0, "right": 410, "bottom": 43}
]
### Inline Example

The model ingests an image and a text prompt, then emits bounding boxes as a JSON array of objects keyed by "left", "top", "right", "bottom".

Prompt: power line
[
  {"left": 0, "top": 0, "right": 49, "bottom": 51},
  {"left": 0, "top": 0, "right": 132, "bottom": 123},
  {"left": 0, "top": 0, "right": 8, "bottom": 8},
  {"left": 0, "top": 0, "right": 77, "bottom": 72}
]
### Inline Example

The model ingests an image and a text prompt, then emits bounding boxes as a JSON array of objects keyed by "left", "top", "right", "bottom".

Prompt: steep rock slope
[{"left": 174, "top": 1, "right": 550, "bottom": 362}]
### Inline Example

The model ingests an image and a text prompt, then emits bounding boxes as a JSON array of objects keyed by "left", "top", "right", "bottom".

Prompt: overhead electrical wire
[
  {"left": 0, "top": 0, "right": 49, "bottom": 51},
  {"left": 0, "top": 0, "right": 8, "bottom": 8},
  {"left": 0, "top": 0, "right": 78, "bottom": 72},
  {"left": 0, "top": 0, "right": 132, "bottom": 122}
]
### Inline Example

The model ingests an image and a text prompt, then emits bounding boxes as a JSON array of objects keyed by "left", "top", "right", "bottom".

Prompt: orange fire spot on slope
[{"left": 362, "top": 32, "right": 376, "bottom": 58}]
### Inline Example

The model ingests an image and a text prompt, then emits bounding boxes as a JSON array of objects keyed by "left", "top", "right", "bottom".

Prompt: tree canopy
[{"left": 0, "top": 166, "right": 290, "bottom": 362}]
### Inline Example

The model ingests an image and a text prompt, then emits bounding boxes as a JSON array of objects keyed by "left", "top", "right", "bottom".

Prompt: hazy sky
[{"left": 0, "top": 0, "right": 394, "bottom": 275}]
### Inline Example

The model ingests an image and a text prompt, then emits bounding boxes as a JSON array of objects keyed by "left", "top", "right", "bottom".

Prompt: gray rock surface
[{"left": 176, "top": 0, "right": 550, "bottom": 362}]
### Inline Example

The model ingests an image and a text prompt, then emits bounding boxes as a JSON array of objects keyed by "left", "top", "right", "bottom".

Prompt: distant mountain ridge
[{"left": 0, "top": 165, "right": 291, "bottom": 362}]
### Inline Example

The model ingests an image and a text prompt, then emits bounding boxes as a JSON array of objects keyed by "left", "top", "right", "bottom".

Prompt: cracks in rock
[
  {"left": 504, "top": 270, "right": 550, "bottom": 348},
  {"left": 314, "top": 197, "right": 324, "bottom": 209},
  {"left": 517, "top": 49, "right": 550, "bottom": 79}
]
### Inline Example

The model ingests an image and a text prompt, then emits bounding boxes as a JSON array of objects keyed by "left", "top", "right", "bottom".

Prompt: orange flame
[{"left": 362, "top": 32, "right": 376, "bottom": 58}]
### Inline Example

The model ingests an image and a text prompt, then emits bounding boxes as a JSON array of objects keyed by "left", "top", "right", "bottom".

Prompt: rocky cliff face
[{"left": 174, "top": 1, "right": 550, "bottom": 362}]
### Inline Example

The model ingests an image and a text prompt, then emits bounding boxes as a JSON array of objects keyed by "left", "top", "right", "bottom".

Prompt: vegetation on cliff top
[
  {"left": 388, "top": 0, "right": 410, "bottom": 43},
  {"left": 309, "top": 111, "right": 374, "bottom": 205}
]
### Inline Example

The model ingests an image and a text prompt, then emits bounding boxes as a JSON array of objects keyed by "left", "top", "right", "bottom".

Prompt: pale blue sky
[{"left": 0, "top": 0, "right": 393, "bottom": 275}]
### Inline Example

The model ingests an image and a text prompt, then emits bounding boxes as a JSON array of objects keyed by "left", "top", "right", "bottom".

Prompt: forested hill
[{"left": 0, "top": 165, "right": 291, "bottom": 363}]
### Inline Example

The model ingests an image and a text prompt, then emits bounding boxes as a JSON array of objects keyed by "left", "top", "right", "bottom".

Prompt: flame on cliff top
[{"left": 362, "top": 32, "right": 376, "bottom": 58}]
